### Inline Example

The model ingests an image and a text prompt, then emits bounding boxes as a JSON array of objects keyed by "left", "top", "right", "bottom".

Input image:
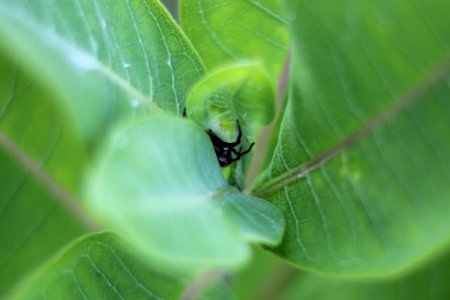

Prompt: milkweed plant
[{"left": 0, "top": 0, "right": 449, "bottom": 299}]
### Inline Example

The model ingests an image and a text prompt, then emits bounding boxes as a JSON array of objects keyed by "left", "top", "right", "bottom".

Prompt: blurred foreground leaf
[
  {"left": 0, "top": 58, "right": 88, "bottom": 296},
  {"left": 85, "top": 115, "right": 284, "bottom": 272}
]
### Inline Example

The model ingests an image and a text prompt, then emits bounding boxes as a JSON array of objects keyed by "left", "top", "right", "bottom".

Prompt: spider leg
[
  {"left": 231, "top": 142, "right": 255, "bottom": 160},
  {"left": 239, "top": 142, "right": 255, "bottom": 156},
  {"left": 227, "top": 120, "right": 242, "bottom": 147},
  {"left": 230, "top": 147, "right": 240, "bottom": 155}
]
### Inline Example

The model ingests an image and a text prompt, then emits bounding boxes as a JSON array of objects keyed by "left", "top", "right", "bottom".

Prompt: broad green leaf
[
  {"left": 0, "top": 58, "right": 88, "bottom": 296},
  {"left": 254, "top": 0, "right": 450, "bottom": 275},
  {"left": 0, "top": 0, "right": 203, "bottom": 295},
  {"left": 85, "top": 114, "right": 284, "bottom": 271},
  {"left": 185, "top": 63, "right": 275, "bottom": 143},
  {"left": 280, "top": 253, "right": 450, "bottom": 300},
  {"left": 180, "top": 0, "right": 289, "bottom": 77},
  {"left": 10, "top": 232, "right": 189, "bottom": 299},
  {"left": 0, "top": 0, "right": 204, "bottom": 139}
]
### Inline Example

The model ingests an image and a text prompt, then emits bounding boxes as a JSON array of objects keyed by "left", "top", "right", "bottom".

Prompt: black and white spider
[
  {"left": 206, "top": 121, "right": 254, "bottom": 167},
  {"left": 183, "top": 109, "right": 254, "bottom": 167}
]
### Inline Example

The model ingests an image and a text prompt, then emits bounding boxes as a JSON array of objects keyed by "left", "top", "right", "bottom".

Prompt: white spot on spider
[{"left": 123, "top": 62, "right": 131, "bottom": 69}]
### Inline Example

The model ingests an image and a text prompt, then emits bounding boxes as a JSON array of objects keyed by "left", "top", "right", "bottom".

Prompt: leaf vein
[{"left": 254, "top": 55, "right": 450, "bottom": 197}]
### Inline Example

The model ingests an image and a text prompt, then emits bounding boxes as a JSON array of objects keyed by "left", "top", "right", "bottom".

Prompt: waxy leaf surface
[{"left": 255, "top": 0, "right": 450, "bottom": 276}]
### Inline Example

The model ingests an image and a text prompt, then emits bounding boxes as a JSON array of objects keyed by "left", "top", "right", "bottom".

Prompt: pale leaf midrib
[
  {"left": 0, "top": 131, "right": 100, "bottom": 230},
  {"left": 0, "top": 4, "right": 161, "bottom": 113}
]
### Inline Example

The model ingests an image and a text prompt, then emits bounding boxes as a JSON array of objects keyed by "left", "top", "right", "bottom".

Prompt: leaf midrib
[
  {"left": 0, "top": 4, "right": 161, "bottom": 113},
  {"left": 0, "top": 131, "right": 100, "bottom": 230},
  {"left": 253, "top": 54, "right": 450, "bottom": 197}
]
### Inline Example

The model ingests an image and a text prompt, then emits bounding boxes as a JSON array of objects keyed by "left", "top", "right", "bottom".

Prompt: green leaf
[
  {"left": 180, "top": 0, "right": 289, "bottom": 77},
  {"left": 185, "top": 63, "right": 275, "bottom": 143},
  {"left": 0, "top": 58, "right": 89, "bottom": 296},
  {"left": 280, "top": 253, "right": 450, "bottom": 300},
  {"left": 254, "top": 0, "right": 450, "bottom": 275},
  {"left": 0, "top": 0, "right": 204, "bottom": 139},
  {"left": 217, "top": 192, "right": 283, "bottom": 245},
  {"left": 0, "top": 0, "right": 204, "bottom": 294},
  {"left": 85, "top": 114, "right": 284, "bottom": 272},
  {"left": 10, "top": 232, "right": 190, "bottom": 299}
]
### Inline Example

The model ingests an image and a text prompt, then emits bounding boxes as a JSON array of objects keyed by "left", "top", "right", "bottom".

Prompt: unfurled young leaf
[{"left": 185, "top": 63, "right": 275, "bottom": 143}]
